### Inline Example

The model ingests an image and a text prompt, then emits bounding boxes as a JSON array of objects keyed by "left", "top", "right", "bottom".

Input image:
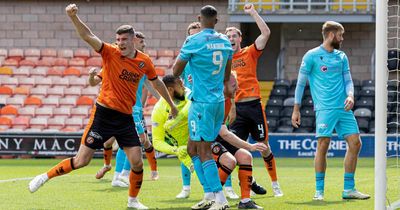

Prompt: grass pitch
[{"left": 0, "top": 157, "right": 375, "bottom": 210}]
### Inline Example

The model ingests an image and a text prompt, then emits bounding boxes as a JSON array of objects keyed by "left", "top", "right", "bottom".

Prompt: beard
[
  {"left": 174, "top": 92, "right": 185, "bottom": 101},
  {"left": 331, "top": 37, "right": 341, "bottom": 49}
]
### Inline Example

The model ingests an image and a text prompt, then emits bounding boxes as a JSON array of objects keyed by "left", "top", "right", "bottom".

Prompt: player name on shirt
[{"left": 206, "top": 43, "right": 225, "bottom": 50}]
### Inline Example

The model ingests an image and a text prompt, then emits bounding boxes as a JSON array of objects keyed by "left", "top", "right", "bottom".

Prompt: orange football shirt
[
  {"left": 96, "top": 43, "right": 157, "bottom": 114},
  {"left": 231, "top": 44, "right": 263, "bottom": 102}
]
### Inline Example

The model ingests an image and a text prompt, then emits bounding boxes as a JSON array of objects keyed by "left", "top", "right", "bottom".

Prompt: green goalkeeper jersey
[{"left": 151, "top": 97, "right": 191, "bottom": 155}]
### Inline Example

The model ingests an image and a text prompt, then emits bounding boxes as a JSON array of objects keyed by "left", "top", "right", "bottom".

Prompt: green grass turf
[{"left": 0, "top": 157, "right": 376, "bottom": 210}]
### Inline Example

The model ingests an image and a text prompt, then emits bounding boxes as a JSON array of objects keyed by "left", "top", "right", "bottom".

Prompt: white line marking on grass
[{"left": 0, "top": 177, "right": 33, "bottom": 183}]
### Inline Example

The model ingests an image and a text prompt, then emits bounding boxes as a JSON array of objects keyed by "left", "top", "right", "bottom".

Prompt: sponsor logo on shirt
[
  {"left": 232, "top": 58, "right": 246, "bottom": 69},
  {"left": 119, "top": 69, "right": 140, "bottom": 83}
]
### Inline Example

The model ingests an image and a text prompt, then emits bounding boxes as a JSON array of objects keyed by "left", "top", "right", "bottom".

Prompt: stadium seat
[
  {"left": 51, "top": 77, "right": 69, "bottom": 87},
  {"left": 301, "top": 107, "right": 315, "bottom": 117},
  {"left": 270, "top": 87, "right": 287, "bottom": 99},
  {"left": 47, "top": 67, "right": 63, "bottom": 77},
  {"left": 59, "top": 97, "right": 77, "bottom": 107},
  {"left": 6, "top": 97, "right": 25, "bottom": 107},
  {"left": 47, "top": 87, "right": 64, "bottom": 96},
  {"left": 354, "top": 108, "right": 372, "bottom": 119},
  {"left": 86, "top": 57, "right": 102, "bottom": 67},
  {"left": 0, "top": 66, "right": 13, "bottom": 75},
  {"left": 267, "top": 117, "right": 278, "bottom": 129},
  {"left": 35, "top": 107, "right": 54, "bottom": 118},
  {"left": 48, "top": 117, "right": 66, "bottom": 130},
  {"left": 42, "top": 97, "right": 59, "bottom": 107},
  {"left": 302, "top": 96, "right": 314, "bottom": 107},
  {"left": 69, "top": 77, "right": 87, "bottom": 87},
  {"left": 275, "top": 126, "right": 293, "bottom": 133},
  {"left": 279, "top": 117, "right": 293, "bottom": 127},
  {"left": 34, "top": 77, "right": 52, "bottom": 87},
  {"left": 18, "top": 107, "right": 35, "bottom": 117},
  {"left": 19, "top": 59, "right": 37, "bottom": 67},
  {"left": 287, "top": 87, "right": 295, "bottom": 97},
  {"left": 76, "top": 96, "right": 94, "bottom": 106},
  {"left": 359, "top": 89, "right": 375, "bottom": 98},
  {"left": 369, "top": 120, "right": 375, "bottom": 133},
  {"left": 388, "top": 50, "right": 399, "bottom": 70},
  {"left": 355, "top": 97, "right": 374, "bottom": 109},
  {"left": 294, "top": 127, "right": 313, "bottom": 133},
  {"left": 58, "top": 49, "right": 74, "bottom": 58},
  {"left": 37, "top": 57, "right": 55, "bottom": 66},
  {"left": 69, "top": 58, "right": 86, "bottom": 67},
  {"left": 274, "top": 79, "right": 291, "bottom": 89},
  {"left": 24, "top": 48, "right": 41, "bottom": 58},
  {"left": 31, "top": 67, "right": 48, "bottom": 77},
  {"left": 301, "top": 117, "right": 314, "bottom": 128},
  {"left": 74, "top": 48, "right": 90, "bottom": 59},
  {"left": 24, "top": 96, "right": 42, "bottom": 106},
  {"left": 1, "top": 105, "right": 18, "bottom": 116},
  {"left": 29, "top": 117, "right": 48, "bottom": 129},
  {"left": 3, "top": 58, "right": 19, "bottom": 66},
  {"left": 53, "top": 107, "right": 71, "bottom": 117},
  {"left": 81, "top": 87, "right": 99, "bottom": 96},
  {"left": 90, "top": 49, "right": 101, "bottom": 57},
  {"left": 41, "top": 48, "right": 57, "bottom": 58},
  {"left": 18, "top": 77, "right": 35, "bottom": 87},
  {"left": 356, "top": 118, "right": 369, "bottom": 133},
  {"left": 61, "top": 127, "right": 79, "bottom": 132},
  {"left": 153, "top": 58, "right": 173, "bottom": 67},
  {"left": 54, "top": 58, "right": 69, "bottom": 67},
  {"left": 63, "top": 67, "right": 81, "bottom": 77},
  {"left": 71, "top": 107, "right": 90, "bottom": 117},
  {"left": 0, "top": 48, "right": 7, "bottom": 57},
  {"left": 283, "top": 97, "right": 295, "bottom": 107},
  {"left": 8, "top": 48, "right": 23, "bottom": 60},
  {"left": 30, "top": 87, "right": 48, "bottom": 97},
  {"left": 64, "top": 87, "right": 82, "bottom": 96},
  {"left": 280, "top": 107, "right": 293, "bottom": 118},
  {"left": 0, "top": 116, "right": 12, "bottom": 129},
  {"left": 13, "top": 67, "right": 31, "bottom": 77},
  {"left": 65, "top": 117, "right": 83, "bottom": 129},
  {"left": 267, "top": 98, "right": 283, "bottom": 107},
  {"left": 13, "top": 87, "right": 29, "bottom": 95},
  {"left": 0, "top": 86, "right": 13, "bottom": 95},
  {"left": 265, "top": 107, "right": 281, "bottom": 118},
  {"left": 361, "top": 80, "right": 375, "bottom": 91},
  {"left": 11, "top": 116, "right": 30, "bottom": 129}
]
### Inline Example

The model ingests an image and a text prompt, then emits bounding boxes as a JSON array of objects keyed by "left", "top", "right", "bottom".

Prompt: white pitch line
[{"left": 0, "top": 177, "right": 33, "bottom": 183}]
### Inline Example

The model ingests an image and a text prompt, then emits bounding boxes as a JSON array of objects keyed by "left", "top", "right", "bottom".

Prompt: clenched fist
[{"left": 65, "top": 4, "right": 78, "bottom": 17}]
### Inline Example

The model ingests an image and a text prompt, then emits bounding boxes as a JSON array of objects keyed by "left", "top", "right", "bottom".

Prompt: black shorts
[
  {"left": 229, "top": 99, "right": 269, "bottom": 142},
  {"left": 212, "top": 136, "right": 240, "bottom": 157},
  {"left": 81, "top": 103, "right": 141, "bottom": 150}
]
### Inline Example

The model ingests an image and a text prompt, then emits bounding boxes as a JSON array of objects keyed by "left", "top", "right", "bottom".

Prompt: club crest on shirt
[
  {"left": 320, "top": 65, "right": 328, "bottom": 72},
  {"left": 138, "top": 61, "right": 145, "bottom": 69}
]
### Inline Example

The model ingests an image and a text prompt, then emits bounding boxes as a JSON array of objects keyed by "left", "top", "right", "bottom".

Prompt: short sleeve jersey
[
  {"left": 300, "top": 45, "right": 350, "bottom": 111},
  {"left": 96, "top": 43, "right": 157, "bottom": 114},
  {"left": 232, "top": 44, "right": 263, "bottom": 102},
  {"left": 181, "top": 65, "right": 193, "bottom": 90},
  {"left": 178, "top": 29, "right": 233, "bottom": 103}
]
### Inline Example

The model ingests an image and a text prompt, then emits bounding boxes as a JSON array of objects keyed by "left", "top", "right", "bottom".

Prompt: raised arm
[
  {"left": 65, "top": 4, "right": 102, "bottom": 52},
  {"left": 244, "top": 4, "right": 271, "bottom": 50}
]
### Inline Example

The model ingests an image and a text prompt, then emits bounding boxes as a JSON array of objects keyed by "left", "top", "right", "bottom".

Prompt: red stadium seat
[
  {"left": 8, "top": 48, "right": 24, "bottom": 60},
  {"left": 86, "top": 57, "right": 102, "bottom": 67},
  {"left": 90, "top": 49, "right": 101, "bottom": 57},
  {"left": 24, "top": 96, "right": 42, "bottom": 106},
  {"left": 19, "top": 59, "right": 37, "bottom": 67},
  {"left": 61, "top": 127, "right": 79, "bottom": 132},
  {"left": 37, "top": 57, "right": 55, "bottom": 66},
  {"left": 54, "top": 58, "right": 69, "bottom": 67},
  {"left": 0, "top": 116, "right": 12, "bottom": 129},
  {"left": 47, "top": 67, "right": 63, "bottom": 77},
  {"left": 3, "top": 58, "right": 19, "bottom": 67},
  {"left": 63, "top": 67, "right": 81, "bottom": 77},
  {"left": 69, "top": 57, "right": 86, "bottom": 67},
  {"left": 41, "top": 48, "right": 57, "bottom": 57},
  {"left": 0, "top": 86, "right": 13, "bottom": 95},
  {"left": 74, "top": 48, "right": 90, "bottom": 59},
  {"left": 1, "top": 105, "right": 18, "bottom": 116},
  {"left": 76, "top": 96, "right": 94, "bottom": 106}
]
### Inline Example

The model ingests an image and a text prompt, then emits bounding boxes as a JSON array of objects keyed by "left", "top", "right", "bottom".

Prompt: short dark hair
[
  {"left": 115, "top": 25, "right": 135, "bottom": 35},
  {"left": 135, "top": 31, "right": 145, "bottom": 39},
  {"left": 162, "top": 75, "right": 179, "bottom": 88},
  {"left": 187, "top": 22, "right": 201, "bottom": 35},
  {"left": 200, "top": 5, "right": 217, "bottom": 19}
]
